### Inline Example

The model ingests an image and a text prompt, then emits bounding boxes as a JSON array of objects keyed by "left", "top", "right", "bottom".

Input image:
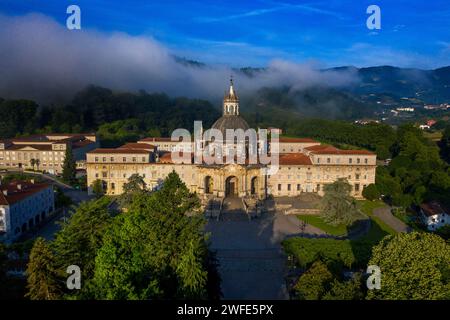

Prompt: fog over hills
[{"left": 0, "top": 13, "right": 449, "bottom": 120}]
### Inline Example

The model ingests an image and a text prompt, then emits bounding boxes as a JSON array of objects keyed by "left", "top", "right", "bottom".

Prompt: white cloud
[{"left": 0, "top": 13, "right": 357, "bottom": 102}]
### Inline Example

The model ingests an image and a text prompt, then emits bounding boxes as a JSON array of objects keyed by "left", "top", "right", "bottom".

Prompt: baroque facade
[{"left": 86, "top": 80, "right": 376, "bottom": 201}]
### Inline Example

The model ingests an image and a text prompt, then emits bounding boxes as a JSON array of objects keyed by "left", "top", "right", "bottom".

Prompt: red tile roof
[
  {"left": 279, "top": 137, "right": 318, "bottom": 143},
  {"left": 304, "top": 144, "right": 338, "bottom": 152},
  {"left": 305, "top": 144, "right": 374, "bottom": 155},
  {"left": 140, "top": 137, "right": 174, "bottom": 142},
  {"left": 0, "top": 181, "right": 52, "bottom": 205},
  {"left": 72, "top": 140, "right": 96, "bottom": 148},
  {"left": 6, "top": 144, "right": 53, "bottom": 151},
  {"left": 139, "top": 137, "right": 192, "bottom": 142},
  {"left": 420, "top": 202, "right": 447, "bottom": 217},
  {"left": 279, "top": 153, "right": 313, "bottom": 165},
  {"left": 159, "top": 152, "right": 193, "bottom": 164},
  {"left": 118, "top": 143, "right": 156, "bottom": 150}
]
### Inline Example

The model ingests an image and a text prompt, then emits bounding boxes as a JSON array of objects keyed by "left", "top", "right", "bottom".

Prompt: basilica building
[{"left": 86, "top": 80, "right": 377, "bottom": 210}]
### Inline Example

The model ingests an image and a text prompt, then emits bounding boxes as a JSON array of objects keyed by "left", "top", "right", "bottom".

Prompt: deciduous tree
[{"left": 367, "top": 232, "right": 450, "bottom": 300}]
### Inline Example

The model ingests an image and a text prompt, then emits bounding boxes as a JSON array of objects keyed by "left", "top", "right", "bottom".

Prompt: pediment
[{"left": 17, "top": 146, "right": 40, "bottom": 151}]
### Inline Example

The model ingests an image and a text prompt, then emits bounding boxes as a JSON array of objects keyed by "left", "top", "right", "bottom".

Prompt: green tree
[
  {"left": 29, "top": 158, "right": 36, "bottom": 170},
  {"left": 62, "top": 147, "right": 76, "bottom": 184},
  {"left": 117, "top": 174, "right": 147, "bottom": 208},
  {"left": 294, "top": 260, "right": 333, "bottom": 300},
  {"left": 25, "top": 238, "right": 61, "bottom": 300},
  {"left": 91, "top": 179, "right": 104, "bottom": 198},
  {"left": 176, "top": 240, "right": 208, "bottom": 299},
  {"left": 435, "top": 225, "right": 450, "bottom": 240},
  {"left": 367, "top": 232, "right": 450, "bottom": 300},
  {"left": 91, "top": 171, "right": 208, "bottom": 300},
  {"left": 322, "top": 274, "right": 364, "bottom": 300},
  {"left": 439, "top": 125, "right": 450, "bottom": 163},
  {"left": 52, "top": 197, "right": 112, "bottom": 298},
  {"left": 362, "top": 184, "right": 380, "bottom": 201},
  {"left": 0, "top": 243, "right": 7, "bottom": 298},
  {"left": 320, "top": 178, "right": 362, "bottom": 227}
]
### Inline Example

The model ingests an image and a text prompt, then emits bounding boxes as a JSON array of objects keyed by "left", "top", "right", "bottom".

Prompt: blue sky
[{"left": 1, "top": 0, "right": 449, "bottom": 68}]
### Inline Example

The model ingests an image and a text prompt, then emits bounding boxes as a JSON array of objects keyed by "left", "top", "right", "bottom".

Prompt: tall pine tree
[
  {"left": 25, "top": 238, "right": 61, "bottom": 300},
  {"left": 62, "top": 146, "right": 76, "bottom": 184}
]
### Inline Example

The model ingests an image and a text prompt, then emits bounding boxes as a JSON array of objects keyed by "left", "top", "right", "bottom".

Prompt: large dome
[{"left": 211, "top": 115, "right": 250, "bottom": 136}]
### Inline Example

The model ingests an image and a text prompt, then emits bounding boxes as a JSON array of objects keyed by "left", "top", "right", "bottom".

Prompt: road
[{"left": 373, "top": 206, "right": 411, "bottom": 233}]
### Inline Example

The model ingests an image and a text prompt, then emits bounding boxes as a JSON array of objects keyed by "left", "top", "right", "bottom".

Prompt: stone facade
[
  {"left": 0, "top": 133, "right": 98, "bottom": 174},
  {"left": 86, "top": 80, "right": 376, "bottom": 200}
]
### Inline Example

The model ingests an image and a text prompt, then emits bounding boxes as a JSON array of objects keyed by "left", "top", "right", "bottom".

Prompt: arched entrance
[
  {"left": 225, "top": 176, "right": 238, "bottom": 197},
  {"left": 251, "top": 176, "right": 258, "bottom": 195},
  {"left": 204, "top": 176, "right": 214, "bottom": 194}
]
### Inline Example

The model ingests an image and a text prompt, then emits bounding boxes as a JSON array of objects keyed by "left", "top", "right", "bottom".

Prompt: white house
[
  {"left": 420, "top": 202, "right": 449, "bottom": 231},
  {"left": 0, "top": 180, "right": 55, "bottom": 243}
]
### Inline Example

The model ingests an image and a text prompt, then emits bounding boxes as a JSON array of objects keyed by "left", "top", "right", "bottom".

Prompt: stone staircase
[
  {"left": 220, "top": 197, "right": 249, "bottom": 221},
  {"left": 203, "top": 195, "right": 223, "bottom": 220}
]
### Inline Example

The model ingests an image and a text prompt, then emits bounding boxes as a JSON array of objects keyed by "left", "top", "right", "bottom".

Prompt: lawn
[
  {"left": 297, "top": 215, "right": 347, "bottom": 236},
  {"left": 357, "top": 200, "right": 397, "bottom": 240},
  {"left": 284, "top": 200, "right": 399, "bottom": 269}
]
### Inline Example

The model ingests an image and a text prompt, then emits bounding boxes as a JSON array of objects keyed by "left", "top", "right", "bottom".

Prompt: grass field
[
  {"left": 296, "top": 200, "right": 397, "bottom": 241},
  {"left": 296, "top": 215, "right": 347, "bottom": 236},
  {"left": 285, "top": 200, "right": 400, "bottom": 269},
  {"left": 356, "top": 200, "right": 397, "bottom": 242},
  {"left": 423, "top": 131, "right": 443, "bottom": 142}
]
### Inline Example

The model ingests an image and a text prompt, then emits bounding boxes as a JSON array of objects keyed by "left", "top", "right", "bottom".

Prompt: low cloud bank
[{"left": 0, "top": 13, "right": 357, "bottom": 103}]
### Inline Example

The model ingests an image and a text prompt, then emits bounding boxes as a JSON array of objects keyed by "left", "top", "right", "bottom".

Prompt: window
[
  {"left": 102, "top": 157, "right": 106, "bottom": 162},
  {"left": 355, "top": 183, "right": 360, "bottom": 191},
  {"left": 356, "top": 174, "right": 360, "bottom": 180},
  {"left": 327, "top": 158, "right": 331, "bottom": 164},
  {"left": 111, "top": 157, "right": 114, "bottom": 162},
  {"left": 297, "top": 184, "right": 301, "bottom": 191},
  {"left": 122, "top": 157, "right": 126, "bottom": 162},
  {"left": 142, "top": 157, "right": 146, "bottom": 162},
  {"left": 102, "top": 172, "right": 107, "bottom": 178},
  {"left": 357, "top": 158, "right": 361, "bottom": 164},
  {"left": 132, "top": 157, "right": 136, "bottom": 162},
  {"left": 364, "top": 158, "right": 368, "bottom": 164},
  {"left": 317, "top": 158, "right": 320, "bottom": 164},
  {"left": 349, "top": 158, "right": 352, "bottom": 164},
  {"left": 278, "top": 184, "right": 281, "bottom": 191},
  {"left": 287, "top": 184, "right": 291, "bottom": 191},
  {"left": 95, "top": 157, "right": 98, "bottom": 162},
  {"left": 317, "top": 184, "right": 320, "bottom": 192},
  {"left": 111, "top": 183, "right": 115, "bottom": 190}
]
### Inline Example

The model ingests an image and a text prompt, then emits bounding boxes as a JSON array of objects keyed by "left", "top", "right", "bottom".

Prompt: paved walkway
[
  {"left": 205, "top": 199, "right": 330, "bottom": 300},
  {"left": 373, "top": 207, "right": 411, "bottom": 233},
  {"left": 220, "top": 197, "right": 249, "bottom": 222},
  {"left": 206, "top": 212, "right": 288, "bottom": 299}
]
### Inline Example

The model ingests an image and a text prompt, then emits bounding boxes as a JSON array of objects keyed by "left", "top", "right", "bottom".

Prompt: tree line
[
  {"left": 23, "top": 172, "right": 221, "bottom": 300},
  {"left": 0, "top": 86, "right": 220, "bottom": 141}
]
